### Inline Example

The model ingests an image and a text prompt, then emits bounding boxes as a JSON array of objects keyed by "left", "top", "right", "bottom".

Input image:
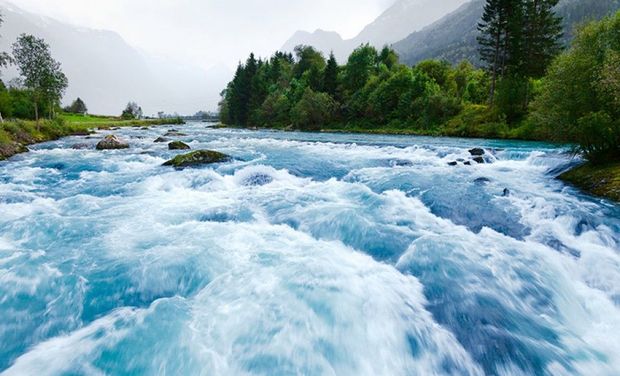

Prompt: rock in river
[
  {"left": 168, "top": 141, "right": 191, "bottom": 150},
  {"left": 163, "top": 150, "right": 230, "bottom": 168},
  {"left": 71, "top": 143, "right": 90, "bottom": 150},
  {"left": 469, "top": 148, "right": 485, "bottom": 156},
  {"left": 164, "top": 130, "right": 187, "bottom": 137},
  {"left": 154, "top": 137, "right": 169, "bottom": 143},
  {"left": 96, "top": 135, "right": 129, "bottom": 150}
]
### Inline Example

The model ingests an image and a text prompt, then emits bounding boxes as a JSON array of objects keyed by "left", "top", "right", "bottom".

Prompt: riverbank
[
  {"left": 559, "top": 162, "right": 620, "bottom": 202},
  {"left": 0, "top": 116, "right": 184, "bottom": 160}
]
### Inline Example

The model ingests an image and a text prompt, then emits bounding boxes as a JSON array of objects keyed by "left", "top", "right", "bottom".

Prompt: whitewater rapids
[{"left": 0, "top": 123, "right": 619, "bottom": 375}]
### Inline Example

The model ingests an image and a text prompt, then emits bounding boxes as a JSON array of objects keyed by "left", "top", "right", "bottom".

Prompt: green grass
[
  {"left": 0, "top": 115, "right": 185, "bottom": 160},
  {"left": 559, "top": 162, "right": 620, "bottom": 202},
  {"left": 59, "top": 113, "right": 184, "bottom": 129}
]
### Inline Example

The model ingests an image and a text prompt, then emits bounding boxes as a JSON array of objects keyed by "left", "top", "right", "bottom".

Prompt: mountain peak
[{"left": 281, "top": 0, "right": 469, "bottom": 62}]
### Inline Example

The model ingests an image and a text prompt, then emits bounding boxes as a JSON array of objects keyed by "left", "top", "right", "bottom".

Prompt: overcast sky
[{"left": 14, "top": 0, "right": 395, "bottom": 70}]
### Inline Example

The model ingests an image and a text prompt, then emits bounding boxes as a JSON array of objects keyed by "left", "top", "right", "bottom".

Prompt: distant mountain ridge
[
  {"left": 393, "top": 0, "right": 620, "bottom": 66},
  {"left": 0, "top": 1, "right": 231, "bottom": 115},
  {"left": 281, "top": 0, "right": 468, "bottom": 61}
]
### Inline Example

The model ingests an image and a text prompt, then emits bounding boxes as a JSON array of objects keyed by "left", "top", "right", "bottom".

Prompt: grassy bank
[
  {"left": 559, "top": 162, "right": 620, "bottom": 202},
  {"left": 59, "top": 114, "right": 184, "bottom": 129},
  {"left": 0, "top": 115, "right": 185, "bottom": 160}
]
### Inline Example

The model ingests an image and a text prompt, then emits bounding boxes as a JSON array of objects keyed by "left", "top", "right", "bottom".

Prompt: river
[{"left": 1, "top": 123, "right": 619, "bottom": 375}]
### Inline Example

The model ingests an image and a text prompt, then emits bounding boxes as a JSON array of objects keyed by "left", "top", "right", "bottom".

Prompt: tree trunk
[
  {"left": 490, "top": 26, "right": 502, "bottom": 105},
  {"left": 34, "top": 101, "right": 40, "bottom": 131},
  {"left": 0, "top": 111, "right": 4, "bottom": 123}
]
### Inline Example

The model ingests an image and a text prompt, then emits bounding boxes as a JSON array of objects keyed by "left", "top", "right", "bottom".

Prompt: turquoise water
[{"left": 1, "top": 123, "right": 619, "bottom": 375}]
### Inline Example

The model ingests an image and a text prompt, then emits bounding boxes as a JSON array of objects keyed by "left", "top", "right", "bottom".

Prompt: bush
[
  {"left": 574, "top": 111, "right": 620, "bottom": 163},
  {"left": 291, "top": 88, "right": 337, "bottom": 131}
]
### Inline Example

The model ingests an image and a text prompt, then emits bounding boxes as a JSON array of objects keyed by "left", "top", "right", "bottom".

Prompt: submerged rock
[
  {"left": 474, "top": 177, "right": 491, "bottom": 184},
  {"left": 168, "top": 141, "right": 191, "bottom": 150},
  {"left": 163, "top": 150, "right": 231, "bottom": 168},
  {"left": 154, "top": 137, "right": 169, "bottom": 143},
  {"left": 71, "top": 143, "right": 90, "bottom": 150},
  {"left": 469, "top": 148, "right": 485, "bottom": 156},
  {"left": 503, "top": 188, "right": 511, "bottom": 197},
  {"left": 447, "top": 161, "right": 458, "bottom": 166},
  {"left": 96, "top": 135, "right": 129, "bottom": 150},
  {"left": 473, "top": 157, "right": 485, "bottom": 164}
]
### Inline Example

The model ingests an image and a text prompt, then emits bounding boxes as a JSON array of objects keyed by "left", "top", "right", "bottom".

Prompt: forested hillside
[{"left": 394, "top": 0, "right": 620, "bottom": 66}]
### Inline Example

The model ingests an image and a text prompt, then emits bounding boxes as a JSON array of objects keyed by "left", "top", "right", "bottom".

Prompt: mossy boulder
[
  {"left": 96, "top": 135, "right": 129, "bottom": 150},
  {"left": 559, "top": 162, "right": 620, "bottom": 202},
  {"left": 163, "top": 150, "right": 230, "bottom": 168},
  {"left": 168, "top": 141, "right": 191, "bottom": 150}
]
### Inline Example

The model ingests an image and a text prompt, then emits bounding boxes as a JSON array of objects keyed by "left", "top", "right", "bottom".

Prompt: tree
[
  {"left": 323, "top": 52, "right": 339, "bottom": 97},
  {"left": 121, "top": 101, "right": 142, "bottom": 120},
  {"left": 478, "top": 0, "right": 509, "bottom": 102},
  {"left": 291, "top": 88, "right": 337, "bottom": 131},
  {"left": 0, "top": 14, "right": 13, "bottom": 122},
  {"left": 521, "top": 0, "right": 563, "bottom": 78},
  {"left": 65, "top": 97, "right": 88, "bottom": 115},
  {"left": 530, "top": 12, "right": 620, "bottom": 162},
  {"left": 343, "top": 44, "right": 378, "bottom": 94},
  {"left": 293, "top": 45, "right": 326, "bottom": 79},
  {"left": 378, "top": 46, "right": 399, "bottom": 70},
  {"left": 12, "top": 34, "right": 67, "bottom": 128}
]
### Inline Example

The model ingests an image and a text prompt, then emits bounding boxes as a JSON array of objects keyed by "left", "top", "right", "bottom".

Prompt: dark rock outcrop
[
  {"left": 469, "top": 148, "right": 485, "bottom": 156},
  {"left": 154, "top": 137, "right": 169, "bottom": 143}
]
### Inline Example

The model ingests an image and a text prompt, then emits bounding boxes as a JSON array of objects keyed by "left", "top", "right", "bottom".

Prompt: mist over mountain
[
  {"left": 282, "top": 0, "right": 468, "bottom": 61},
  {"left": 393, "top": 0, "right": 620, "bottom": 66},
  {"left": 0, "top": 2, "right": 231, "bottom": 115}
]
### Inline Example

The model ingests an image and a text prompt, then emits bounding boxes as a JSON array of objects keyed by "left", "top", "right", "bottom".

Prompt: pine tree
[
  {"left": 522, "top": 0, "right": 563, "bottom": 78},
  {"left": 478, "top": 0, "right": 509, "bottom": 102},
  {"left": 323, "top": 52, "right": 339, "bottom": 97}
]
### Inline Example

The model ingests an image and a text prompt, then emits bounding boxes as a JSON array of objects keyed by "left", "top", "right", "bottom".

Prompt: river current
[{"left": 0, "top": 123, "right": 619, "bottom": 375}]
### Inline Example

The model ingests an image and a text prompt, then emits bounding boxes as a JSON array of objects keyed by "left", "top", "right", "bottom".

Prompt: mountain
[
  {"left": 0, "top": 1, "right": 231, "bottom": 115},
  {"left": 282, "top": 30, "right": 351, "bottom": 62},
  {"left": 281, "top": 0, "right": 469, "bottom": 61},
  {"left": 394, "top": 0, "right": 620, "bottom": 66},
  {"left": 352, "top": 0, "right": 468, "bottom": 47}
]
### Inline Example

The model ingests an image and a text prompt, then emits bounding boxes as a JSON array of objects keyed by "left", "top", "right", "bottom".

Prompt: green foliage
[
  {"left": 530, "top": 11, "right": 620, "bottom": 162},
  {"left": 478, "top": 0, "right": 563, "bottom": 109},
  {"left": 494, "top": 74, "right": 531, "bottom": 123},
  {"left": 12, "top": 34, "right": 68, "bottom": 122},
  {"left": 219, "top": 46, "right": 491, "bottom": 133},
  {"left": 291, "top": 88, "right": 337, "bottom": 131},
  {"left": 343, "top": 45, "right": 378, "bottom": 94},
  {"left": 65, "top": 97, "right": 88, "bottom": 115},
  {"left": 323, "top": 52, "right": 339, "bottom": 98}
]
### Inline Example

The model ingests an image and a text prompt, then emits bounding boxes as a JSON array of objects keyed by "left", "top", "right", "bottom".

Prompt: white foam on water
[{"left": 0, "top": 124, "right": 619, "bottom": 375}]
